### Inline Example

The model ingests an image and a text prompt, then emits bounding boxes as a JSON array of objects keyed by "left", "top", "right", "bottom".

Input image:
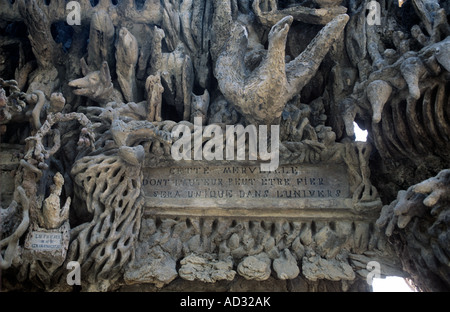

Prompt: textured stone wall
[{"left": 0, "top": 0, "right": 449, "bottom": 292}]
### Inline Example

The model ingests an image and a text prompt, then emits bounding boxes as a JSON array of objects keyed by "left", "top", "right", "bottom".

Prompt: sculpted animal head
[
  {"left": 191, "top": 89, "right": 210, "bottom": 112},
  {"left": 190, "top": 89, "right": 210, "bottom": 124},
  {"left": 69, "top": 60, "right": 113, "bottom": 100}
]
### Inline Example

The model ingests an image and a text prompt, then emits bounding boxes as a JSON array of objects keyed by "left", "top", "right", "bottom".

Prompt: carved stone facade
[{"left": 0, "top": 0, "right": 449, "bottom": 292}]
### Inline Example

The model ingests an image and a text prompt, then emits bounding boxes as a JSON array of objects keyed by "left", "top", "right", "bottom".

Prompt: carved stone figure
[
  {"left": 148, "top": 25, "right": 194, "bottom": 121},
  {"left": 213, "top": 1, "right": 349, "bottom": 125},
  {"left": 38, "top": 172, "right": 70, "bottom": 230},
  {"left": 68, "top": 61, "right": 124, "bottom": 106},
  {"left": 116, "top": 27, "right": 139, "bottom": 103}
]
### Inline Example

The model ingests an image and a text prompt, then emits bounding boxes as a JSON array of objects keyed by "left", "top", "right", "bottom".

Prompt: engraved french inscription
[
  {"left": 29, "top": 231, "right": 63, "bottom": 250},
  {"left": 142, "top": 164, "right": 352, "bottom": 217}
]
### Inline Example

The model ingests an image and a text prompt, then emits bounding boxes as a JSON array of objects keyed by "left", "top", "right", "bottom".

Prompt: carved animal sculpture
[
  {"left": 69, "top": 153, "right": 143, "bottom": 290},
  {"left": 81, "top": 74, "right": 165, "bottom": 124},
  {"left": 66, "top": 116, "right": 172, "bottom": 290},
  {"left": 190, "top": 90, "right": 210, "bottom": 125},
  {"left": 68, "top": 61, "right": 124, "bottom": 106}
]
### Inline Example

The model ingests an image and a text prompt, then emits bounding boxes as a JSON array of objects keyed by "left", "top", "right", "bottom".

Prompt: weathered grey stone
[
  {"left": 228, "top": 233, "right": 240, "bottom": 250},
  {"left": 0, "top": 0, "right": 449, "bottom": 293},
  {"left": 124, "top": 246, "right": 178, "bottom": 288},
  {"left": 178, "top": 254, "right": 236, "bottom": 283},
  {"left": 302, "top": 254, "right": 355, "bottom": 282},
  {"left": 376, "top": 169, "right": 450, "bottom": 291},
  {"left": 273, "top": 249, "right": 300, "bottom": 280},
  {"left": 314, "top": 225, "right": 341, "bottom": 259},
  {"left": 237, "top": 253, "right": 271, "bottom": 281},
  {"left": 291, "top": 237, "right": 305, "bottom": 259},
  {"left": 116, "top": 27, "right": 139, "bottom": 103}
]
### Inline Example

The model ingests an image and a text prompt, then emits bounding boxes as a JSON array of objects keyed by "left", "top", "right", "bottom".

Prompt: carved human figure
[
  {"left": 145, "top": 74, "right": 164, "bottom": 122},
  {"left": 149, "top": 26, "right": 194, "bottom": 121},
  {"left": 39, "top": 172, "right": 70, "bottom": 230}
]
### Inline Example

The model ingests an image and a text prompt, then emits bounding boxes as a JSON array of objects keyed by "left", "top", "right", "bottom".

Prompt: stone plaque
[
  {"left": 23, "top": 222, "right": 70, "bottom": 265},
  {"left": 143, "top": 164, "right": 355, "bottom": 218},
  {"left": 28, "top": 231, "right": 63, "bottom": 250}
]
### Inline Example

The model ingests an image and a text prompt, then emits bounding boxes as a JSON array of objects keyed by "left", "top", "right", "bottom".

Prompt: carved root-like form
[
  {"left": 400, "top": 56, "right": 427, "bottom": 101},
  {"left": 348, "top": 36, "right": 450, "bottom": 160},
  {"left": 342, "top": 142, "right": 381, "bottom": 211},
  {"left": 353, "top": 143, "right": 379, "bottom": 204},
  {"left": 1, "top": 0, "right": 163, "bottom": 26},
  {"left": 342, "top": 3, "right": 450, "bottom": 161},
  {"left": 86, "top": 9, "right": 115, "bottom": 72},
  {"left": 16, "top": 0, "right": 61, "bottom": 97},
  {"left": 69, "top": 154, "right": 144, "bottom": 291},
  {"left": 376, "top": 169, "right": 450, "bottom": 291},
  {"left": 279, "top": 102, "right": 334, "bottom": 164},
  {"left": 0, "top": 186, "right": 30, "bottom": 269},
  {"left": 23, "top": 112, "right": 95, "bottom": 175},
  {"left": 0, "top": 79, "right": 27, "bottom": 127},
  {"left": 367, "top": 80, "right": 392, "bottom": 124},
  {"left": 17, "top": 0, "right": 57, "bottom": 69},
  {"left": 214, "top": 9, "right": 349, "bottom": 125},
  {"left": 371, "top": 77, "right": 450, "bottom": 160},
  {"left": 252, "top": 0, "right": 347, "bottom": 26}
]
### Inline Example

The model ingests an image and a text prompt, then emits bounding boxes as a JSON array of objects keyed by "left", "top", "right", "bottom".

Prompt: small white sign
[{"left": 30, "top": 231, "right": 62, "bottom": 250}]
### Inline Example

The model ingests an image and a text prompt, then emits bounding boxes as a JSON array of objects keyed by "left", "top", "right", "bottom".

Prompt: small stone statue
[{"left": 38, "top": 172, "right": 71, "bottom": 230}]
